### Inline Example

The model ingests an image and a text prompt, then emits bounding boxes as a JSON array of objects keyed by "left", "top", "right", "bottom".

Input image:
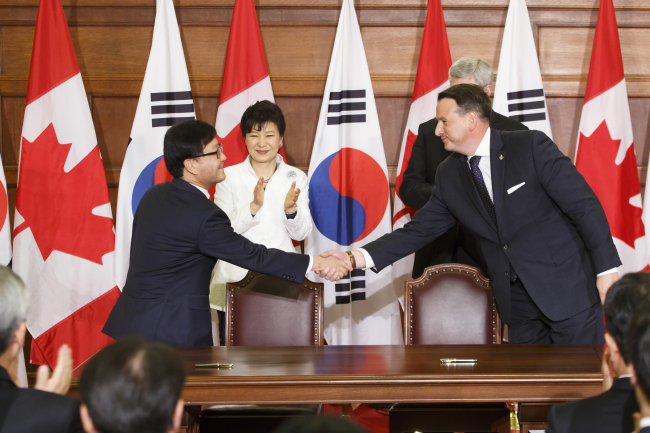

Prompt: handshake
[{"left": 311, "top": 250, "right": 367, "bottom": 282}]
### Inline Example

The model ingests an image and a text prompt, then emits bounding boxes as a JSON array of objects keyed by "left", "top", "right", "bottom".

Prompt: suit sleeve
[
  {"left": 364, "top": 168, "right": 457, "bottom": 272},
  {"left": 198, "top": 207, "right": 310, "bottom": 282},
  {"left": 531, "top": 131, "right": 621, "bottom": 273},
  {"left": 545, "top": 405, "right": 559, "bottom": 433},
  {"left": 399, "top": 123, "right": 434, "bottom": 210}
]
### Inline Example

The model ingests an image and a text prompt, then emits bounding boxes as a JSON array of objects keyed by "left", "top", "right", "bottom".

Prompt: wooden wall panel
[{"left": 3, "top": 0, "right": 650, "bottom": 226}]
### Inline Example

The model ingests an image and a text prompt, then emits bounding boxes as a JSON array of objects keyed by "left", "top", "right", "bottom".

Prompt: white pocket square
[{"left": 507, "top": 182, "right": 526, "bottom": 194}]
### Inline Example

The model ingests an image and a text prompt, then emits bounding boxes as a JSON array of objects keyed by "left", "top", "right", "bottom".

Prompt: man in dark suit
[
  {"left": 79, "top": 337, "right": 185, "bottom": 433},
  {"left": 546, "top": 273, "right": 648, "bottom": 433},
  {"left": 103, "top": 120, "right": 350, "bottom": 347},
  {"left": 626, "top": 302, "right": 650, "bottom": 433},
  {"left": 0, "top": 267, "right": 83, "bottom": 433},
  {"left": 324, "top": 84, "right": 621, "bottom": 343},
  {"left": 400, "top": 57, "right": 527, "bottom": 278}
]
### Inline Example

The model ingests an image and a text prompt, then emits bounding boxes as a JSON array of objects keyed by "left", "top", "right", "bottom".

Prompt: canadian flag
[
  {"left": 391, "top": 0, "right": 451, "bottom": 305},
  {"left": 575, "top": 0, "right": 649, "bottom": 274},
  {"left": 216, "top": 0, "right": 284, "bottom": 167},
  {"left": 13, "top": 0, "right": 119, "bottom": 370}
]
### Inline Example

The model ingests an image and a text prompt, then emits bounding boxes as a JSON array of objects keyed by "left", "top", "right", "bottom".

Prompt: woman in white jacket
[{"left": 209, "top": 101, "right": 313, "bottom": 342}]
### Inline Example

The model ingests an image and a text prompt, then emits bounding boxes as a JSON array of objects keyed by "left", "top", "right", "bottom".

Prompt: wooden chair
[
  {"left": 199, "top": 271, "right": 323, "bottom": 433},
  {"left": 389, "top": 264, "right": 510, "bottom": 433}
]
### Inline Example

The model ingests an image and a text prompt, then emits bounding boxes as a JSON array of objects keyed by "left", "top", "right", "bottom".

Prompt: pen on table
[
  {"left": 195, "top": 363, "right": 234, "bottom": 368},
  {"left": 440, "top": 358, "right": 477, "bottom": 364}
]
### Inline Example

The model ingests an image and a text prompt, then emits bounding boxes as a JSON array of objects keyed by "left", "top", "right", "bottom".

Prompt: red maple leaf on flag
[
  {"left": 15, "top": 123, "right": 115, "bottom": 264},
  {"left": 577, "top": 121, "right": 645, "bottom": 249}
]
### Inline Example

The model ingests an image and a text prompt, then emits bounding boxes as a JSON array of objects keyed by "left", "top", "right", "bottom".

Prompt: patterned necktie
[{"left": 469, "top": 156, "right": 517, "bottom": 283}]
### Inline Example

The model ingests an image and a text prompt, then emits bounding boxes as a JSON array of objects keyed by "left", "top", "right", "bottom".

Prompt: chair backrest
[
  {"left": 225, "top": 271, "right": 324, "bottom": 346},
  {"left": 404, "top": 264, "right": 501, "bottom": 345}
]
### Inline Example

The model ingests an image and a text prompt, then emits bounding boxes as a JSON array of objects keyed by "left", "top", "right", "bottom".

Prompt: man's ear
[
  {"left": 183, "top": 158, "right": 197, "bottom": 176},
  {"left": 604, "top": 333, "right": 621, "bottom": 363},
  {"left": 171, "top": 399, "right": 185, "bottom": 432},
  {"left": 483, "top": 84, "right": 492, "bottom": 97},
  {"left": 80, "top": 405, "right": 97, "bottom": 433},
  {"left": 467, "top": 112, "right": 477, "bottom": 132}
]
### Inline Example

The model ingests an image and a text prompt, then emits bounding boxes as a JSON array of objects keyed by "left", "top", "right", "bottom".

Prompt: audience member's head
[
  {"left": 626, "top": 301, "right": 650, "bottom": 417},
  {"left": 273, "top": 415, "right": 367, "bottom": 433},
  {"left": 449, "top": 57, "right": 494, "bottom": 96},
  {"left": 79, "top": 336, "right": 186, "bottom": 433},
  {"left": 604, "top": 273, "right": 650, "bottom": 374},
  {"left": 163, "top": 119, "right": 218, "bottom": 178},
  {"left": 0, "top": 267, "right": 29, "bottom": 375}
]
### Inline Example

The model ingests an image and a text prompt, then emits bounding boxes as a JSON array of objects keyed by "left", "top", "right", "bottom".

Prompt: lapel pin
[{"left": 499, "top": 154, "right": 504, "bottom": 160}]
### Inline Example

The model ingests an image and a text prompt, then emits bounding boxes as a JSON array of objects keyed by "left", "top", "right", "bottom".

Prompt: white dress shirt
[
  {"left": 209, "top": 155, "right": 313, "bottom": 310},
  {"left": 360, "top": 127, "right": 617, "bottom": 276},
  {"left": 640, "top": 416, "right": 650, "bottom": 430}
]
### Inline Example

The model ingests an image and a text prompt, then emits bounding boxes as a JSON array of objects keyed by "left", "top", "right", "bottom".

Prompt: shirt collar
[
  {"left": 246, "top": 153, "right": 284, "bottom": 176},
  {"left": 190, "top": 183, "right": 210, "bottom": 199},
  {"left": 471, "top": 127, "right": 491, "bottom": 158}
]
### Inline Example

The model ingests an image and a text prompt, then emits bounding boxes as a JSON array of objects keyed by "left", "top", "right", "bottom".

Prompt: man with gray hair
[
  {"left": 0, "top": 266, "right": 83, "bottom": 433},
  {"left": 400, "top": 57, "right": 527, "bottom": 279}
]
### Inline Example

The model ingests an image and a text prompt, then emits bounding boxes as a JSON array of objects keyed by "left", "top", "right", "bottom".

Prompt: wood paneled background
[{"left": 3, "top": 0, "right": 650, "bottom": 232}]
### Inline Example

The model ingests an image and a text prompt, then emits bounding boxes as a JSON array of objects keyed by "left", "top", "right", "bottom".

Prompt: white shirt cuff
[
  {"left": 640, "top": 417, "right": 650, "bottom": 429},
  {"left": 358, "top": 248, "right": 375, "bottom": 269},
  {"left": 597, "top": 268, "right": 618, "bottom": 277},
  {"left": 306, "top": 255, "right": 313, "bottom": 273}
]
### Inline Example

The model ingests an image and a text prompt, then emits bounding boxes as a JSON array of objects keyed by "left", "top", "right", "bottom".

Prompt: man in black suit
[
  {"left": 545, "top": 273, "right": 648, "bottom": 433},
  {"left": 0, "top": 267, "right": 83, "bottom": 433},
  {"left": 323, "top": 84, "right": 621, "bottom": 343},
  {"left": 626, "top": 302, "right": 650, "bottom": 433},
  {"left": 79, "top": 337, "right": 185, "bottom": 433},
  {"left": 103, "top": 120, "right": 350, "bottom": 347},
  {"left": 400, "top": 57, "right": 527, "bottom": 278}
]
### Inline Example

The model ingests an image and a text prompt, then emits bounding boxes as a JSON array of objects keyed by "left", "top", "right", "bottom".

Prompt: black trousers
[{"left": 508, "top": 277, "right": 605, "bottom": 344}]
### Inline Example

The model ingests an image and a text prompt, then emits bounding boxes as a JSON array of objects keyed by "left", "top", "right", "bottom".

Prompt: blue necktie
[{"left": 469, "top": 156, "right": 517, "bottom": 283}]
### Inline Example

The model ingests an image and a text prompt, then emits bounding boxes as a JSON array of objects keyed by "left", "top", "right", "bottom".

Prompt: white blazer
[{"left": 209, "top": 154, "right": 312, "bottom": 310}]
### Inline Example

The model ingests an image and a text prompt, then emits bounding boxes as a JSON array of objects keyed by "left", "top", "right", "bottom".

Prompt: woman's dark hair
[
  {"left": 163, "top": 120, "right": 216, "bottom": 178},
  {"left": 437, "top": 83, "right": 492, "bottom": 123},
  {"left": 240, "top": 100, "right": 286, "bottom": 137},
  {"left": 625, "top": 302, "right": 650, "bottom": 400},
  {"left": 79, "top": 336, "right": 186, "bottom": 433}
]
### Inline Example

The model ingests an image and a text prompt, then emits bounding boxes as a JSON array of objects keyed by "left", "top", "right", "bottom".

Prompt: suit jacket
[
  {"left": 399, "top": 111, "right": 527, "bottom": 278},
  {"left": 0, "top": 366, "right": 83, "bottom": 433},
  {"left": 546, "top": 377, "right": 638, "bottom": 433},
  {"left": 103, "top": 178, "right": 310, "bottom": 346},
  {"left": 365, "top": 129, "right": 621, "bottom": 324}
]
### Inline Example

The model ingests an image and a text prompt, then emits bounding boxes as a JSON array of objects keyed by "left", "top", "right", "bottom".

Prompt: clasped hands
[{"left": 311, "top": 250, "right": 366, "bottom": 282}]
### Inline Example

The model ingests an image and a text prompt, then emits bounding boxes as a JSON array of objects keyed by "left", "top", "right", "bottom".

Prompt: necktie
[{"left": 469, "top": 156, "right": 517, "bottom": 283}]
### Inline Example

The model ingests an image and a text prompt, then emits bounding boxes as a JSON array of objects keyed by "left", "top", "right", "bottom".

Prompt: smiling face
[
  {"left": 192, "top": 138, "right": 227, "bottom": 186},
  {"left": 435, "top": 98, "right": 474, "bottom": 155},
  {"left": 245, "top": 122, "right": 283, "bottom": 164}
]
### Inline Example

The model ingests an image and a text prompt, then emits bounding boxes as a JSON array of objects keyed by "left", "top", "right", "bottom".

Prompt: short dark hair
[
  {"left": 80, "top": 336, "right": 186, "bottom": 433},
  {"left": 240, "top": 100, "right": 286, "bottom": 137},
  {"left": 438, "top": 83, "right": 492, "bottom": 123},
  {"left": 605, "top": 273, "right": 650, "bottom": 363},
  {"left": 163, "top": 120, "right": 216, "bottom": 178},
  {"left": 273, "top": 415, "right": 366, "bottom": 433},
  {"left": 625, "top": 302, "right": 650, "bottom": 400}
]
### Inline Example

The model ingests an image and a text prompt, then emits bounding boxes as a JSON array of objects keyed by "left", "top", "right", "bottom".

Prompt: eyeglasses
[{"left": 193, "top": 144, "right": 223, "bottom": 159}]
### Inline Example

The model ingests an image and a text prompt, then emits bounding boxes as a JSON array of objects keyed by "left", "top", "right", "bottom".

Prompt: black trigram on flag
[
  {"left": 150, "top": 91, "right": 195, "bottom": 128},
  {"left": 335, "top": 269, "right": 366, "bottom": 304},
  {"left": 506, "top": 89, "right": 546, "bottom": 123},
  {"left": 327, "top": 90, "right": 366, "bottom": 125}
]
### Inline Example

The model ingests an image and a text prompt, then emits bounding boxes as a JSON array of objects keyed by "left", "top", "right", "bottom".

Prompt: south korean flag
[
  {"left": 304, "top": 0, "right": 403, "bottom": 345},
  {"left": 493, "top": 0, "right": 553, "bottom": 139},
  {"left": 114, "top": 0, "right": 195, "bottom": 289}
]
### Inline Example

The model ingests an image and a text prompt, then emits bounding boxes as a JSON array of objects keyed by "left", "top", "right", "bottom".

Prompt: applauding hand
[
  {"left": 250, "top": 176, "right": 265, "bottom": 215},
  {"left": 35, "top": 344, "right": 72, "bottom": 395},
  {"left": 284, "top": 181, "right": 300, "bottom": 214}
]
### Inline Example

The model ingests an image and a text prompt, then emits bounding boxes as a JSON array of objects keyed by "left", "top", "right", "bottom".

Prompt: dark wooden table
[{"left": 179, "top": 344, "right": 604, "bottom": 405}]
